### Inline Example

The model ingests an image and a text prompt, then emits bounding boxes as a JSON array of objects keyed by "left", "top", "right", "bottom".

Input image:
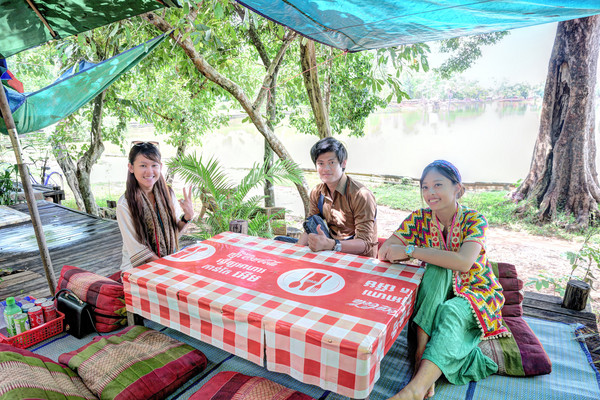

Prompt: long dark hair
[
  {"left": 420, "top": 160, "right": 465, "bottom": 199},
  {"left": 125, "top": 142, "right": 178, "bottom": 245}
]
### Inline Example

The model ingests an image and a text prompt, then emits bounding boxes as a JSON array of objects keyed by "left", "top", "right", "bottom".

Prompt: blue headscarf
[{"left": 425, "top": 160, "right": 462, "bottom": 184}]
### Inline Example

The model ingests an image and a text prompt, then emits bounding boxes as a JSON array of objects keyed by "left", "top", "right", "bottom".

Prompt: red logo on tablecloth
[
  {"left": 164, "top": 243, "right": 216, "bottom": 262},
  {"left": 277, "top": 268, "right": 345, "bottom": 296}
]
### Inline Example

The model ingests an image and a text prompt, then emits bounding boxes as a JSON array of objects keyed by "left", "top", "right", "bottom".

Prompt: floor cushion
[
  {"left": 189, "top": 371, "right": 316, "bottom": 400},
  {"left": 479, "top": 316, "right": 552, "bottom": 376},
  {"left": 0, "top": 343, "right": 97, "bottom": 400},
  {"left": 58, "top": 325, "right": 207, "bottom": 400},
  {"left": 479, "top": 262, "right": 552, "bottom": 376},
  {"left": 57, "top": 265, "right": 126, "bottom": 332}
]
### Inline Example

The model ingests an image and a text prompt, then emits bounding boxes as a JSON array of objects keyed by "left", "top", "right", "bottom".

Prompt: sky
[{"left": 428, "top": 22, "right": 560, "bottom": 86}]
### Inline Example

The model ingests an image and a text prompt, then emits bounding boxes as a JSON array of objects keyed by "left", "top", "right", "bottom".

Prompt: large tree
[
  {"left": 142, "top": 5, "right": 313, "bottom": 214},
  {"left": 512, "top": 16, "right": 600, "bottom": 229}
]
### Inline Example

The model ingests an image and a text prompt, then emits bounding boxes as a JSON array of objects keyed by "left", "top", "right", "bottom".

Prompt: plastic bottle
[{"left": 3, "top": 297, "right": 23, "bottom": 337}]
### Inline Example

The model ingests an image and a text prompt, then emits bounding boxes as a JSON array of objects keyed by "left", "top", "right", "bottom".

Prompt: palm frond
[
  {"left": 170, "top": 153, "right": 301, "bottom": 239},
  {"left": 233, "top": 159, "right": 304, "bottom": 203},
  {"left": 265, "top": 158, "right": 304, "bottom": 185},
  {"left": 233, "top": 162, "right": 271, "bottom": 202},
  {"left": 168, "top": 153, "right": 232, "bottom": 198},
  {"left": 248, "top": 213, "right": 274, "bottom": 237}
]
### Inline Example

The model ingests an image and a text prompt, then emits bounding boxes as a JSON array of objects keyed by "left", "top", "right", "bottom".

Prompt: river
[{"left": 85, "top": 99, "right": 600, "bottom": 195}]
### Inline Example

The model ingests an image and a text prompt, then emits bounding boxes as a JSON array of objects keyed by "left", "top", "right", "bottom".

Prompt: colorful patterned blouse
[{"left": 394, "top": 205, "right": 509, "bottom": 340}]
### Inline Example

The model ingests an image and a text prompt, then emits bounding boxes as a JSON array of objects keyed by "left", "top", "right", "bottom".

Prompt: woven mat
[{"left": 30, "top": 317, "right": 600, "bottom": 400}]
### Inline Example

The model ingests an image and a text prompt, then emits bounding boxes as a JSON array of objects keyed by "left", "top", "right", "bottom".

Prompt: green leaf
[
  {"left": 214, "top": 2, "right": 224, "bottom": 19},
  {"left": 421, "top": 55, "right": 429, "bottom": 72}
]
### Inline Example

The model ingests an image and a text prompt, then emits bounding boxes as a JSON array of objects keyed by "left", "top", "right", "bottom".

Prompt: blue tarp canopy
[{"left": 237, "top": 0, "right": 600, "bottom": 51}]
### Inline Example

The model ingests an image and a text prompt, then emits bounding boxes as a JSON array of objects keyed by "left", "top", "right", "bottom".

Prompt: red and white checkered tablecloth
[{"left": 123, "top": 232, "right": 424, "bottom": 398}]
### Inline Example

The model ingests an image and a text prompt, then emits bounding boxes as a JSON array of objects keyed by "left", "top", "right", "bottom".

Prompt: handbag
[
  {"left": 54, "top": 288, "right": 99, "bottom": 339},
  {"left": 303, "top": 214, "right": 332, "bottom": 238}
]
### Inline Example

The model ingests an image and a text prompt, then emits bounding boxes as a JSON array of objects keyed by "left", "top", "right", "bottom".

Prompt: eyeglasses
[{"left": 131, "top": 141, "right": 159, "bottom": 149}]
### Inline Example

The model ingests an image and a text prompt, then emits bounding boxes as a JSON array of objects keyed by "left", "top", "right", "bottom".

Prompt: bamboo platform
[{"left": 0, "top": 200, "right": 122, "bottom": 299}]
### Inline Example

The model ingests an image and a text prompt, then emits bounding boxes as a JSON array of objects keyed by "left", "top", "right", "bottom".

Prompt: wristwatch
[
  {"left": 405, "top": 244, "right": 415, "bottom": 258},
  {"left": 333, "top": 239, "right": 342, "bottom": 252},
  {"left": 181, "top": 215, "right": 190, "bottom": 224}
]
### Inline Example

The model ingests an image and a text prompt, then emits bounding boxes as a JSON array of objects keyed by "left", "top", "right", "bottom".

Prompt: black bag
[
  {"left": 303, "top": 214, "right": 332, "bottom": 238},
  {"left": 54, "top": 288, "right": 98, "bottom": 339}
]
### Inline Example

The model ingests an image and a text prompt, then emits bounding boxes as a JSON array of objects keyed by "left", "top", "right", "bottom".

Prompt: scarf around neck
[{"left": 140, "top": 186, "right": 178, "bottom": 258}]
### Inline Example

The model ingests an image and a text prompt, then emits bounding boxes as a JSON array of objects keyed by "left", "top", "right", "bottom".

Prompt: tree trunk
[
  {"left": 300, "top": 40, "right": 331, "bottom": 139},
  {"left": 512, "top": 16, "right": 600, "bottom": 229},
  {"left": 264, "top": 95, "right": 275, "bottom": 207},
  {"left": 53, "top": 141, "right": 85, "bottom": 211},
  {"left": 77, "top": 92, "right": 106, "bottom": 216},
  {"left": 143, "top": 11, "right": 311, "bottom": 216},
  {"left": 239, "top": 7, "right": 277, "bottom": 207},
  {"left": 167, "top": 139, "right": 187, "bottom": 185}
]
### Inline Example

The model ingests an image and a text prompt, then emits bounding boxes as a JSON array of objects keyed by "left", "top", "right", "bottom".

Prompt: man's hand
[{"left": 307, "top": 225, "right": 334, "bottom": 252}]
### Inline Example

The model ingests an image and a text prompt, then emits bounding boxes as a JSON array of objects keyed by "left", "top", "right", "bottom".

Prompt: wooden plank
[
  {"left": 0, "top": 270, "right": 49, "bottom": 300},
  {"left": 0, "top": 201, "right": 123, "bottom": 294},
  {"left": 523, "top": 291, "right": 596, "bottom": 329}
]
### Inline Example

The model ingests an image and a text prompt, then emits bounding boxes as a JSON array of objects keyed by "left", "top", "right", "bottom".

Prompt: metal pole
[{"left": 0, "top": 86, "right": 57, "bottom": 295}]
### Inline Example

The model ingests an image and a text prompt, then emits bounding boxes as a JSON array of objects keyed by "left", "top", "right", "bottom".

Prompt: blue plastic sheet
[{"left": 237, "top": 0, "right": 600, "bottom": 51}]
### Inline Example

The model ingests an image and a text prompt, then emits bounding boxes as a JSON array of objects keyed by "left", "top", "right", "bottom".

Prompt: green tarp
[
  {"left": 0, "top": 0, "right": 176, "bottom": 58},
  {"left": 0, "top": 33, "right": 168, "bottom": 134}
]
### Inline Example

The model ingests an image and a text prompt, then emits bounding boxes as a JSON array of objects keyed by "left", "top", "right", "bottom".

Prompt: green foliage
[
  {"left": 168, "top": 153, "right": 303, "bottom": 239},
  {"left": 287, "top": 42, "right": 429, "bottom": 137},
  {"left": 436, "top": 32, "right": 510, "bottom": 79},
  {"left": 19, "top": 131, "right": 56, "bottom": 184},
  {"left": 526, "top": 273, "right": 569, "bottom": 297},
  {"left": 0, "top": 162, "right": 18, "bottom": 205},
  {"left": 564, "top": 229, "right": 600, "bottom": 290},
  {"left": 461, "top": 191, "right": 518, "bottom": 226},
  {"left": 372, "top": 183, "right": 421, "bottom": 211}
]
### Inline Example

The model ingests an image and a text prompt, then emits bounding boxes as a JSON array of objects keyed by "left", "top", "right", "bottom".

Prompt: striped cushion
[
  {"left": 57, "top": 265, "right": 126, "bottom": 332},
  {"left": 189, "top": 371, "right": 315, "bottom": 400},
  {"left": 0, "top": 343, "right": 97, "bottom": 400},
  {"left": 479, "top": 316, "right": 552, "bottom": 376},
  {"left": 58, "top": 326, "right": 207, "bottom": 400},
  {"left": 479, "top": 262, "right": 552, "bottom": 376}
]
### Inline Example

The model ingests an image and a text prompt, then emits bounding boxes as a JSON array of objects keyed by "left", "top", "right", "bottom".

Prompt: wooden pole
[
  {"left": 562, "top": 279, "right": 591, "bottom": 311},
  {"left": 0, "top": 86, "right": 57, "bottom": 295}
]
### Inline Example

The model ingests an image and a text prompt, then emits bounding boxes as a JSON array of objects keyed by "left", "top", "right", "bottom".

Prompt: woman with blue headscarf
[{"left": 379, "top": 160, "right": 508, "bottom": 400}]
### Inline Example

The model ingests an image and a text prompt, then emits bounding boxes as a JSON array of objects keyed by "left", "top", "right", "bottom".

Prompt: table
[{"left": 123, "top": 232, "right": 424, "bottom": 398}]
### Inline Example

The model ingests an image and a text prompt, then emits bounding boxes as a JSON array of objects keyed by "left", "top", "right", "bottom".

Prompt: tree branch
[
  {"left": 142, "top": 11, "right": 310, "bottom": 215},
  {"left": 253, "top": 30, "right": 297, "bottom": 111}
]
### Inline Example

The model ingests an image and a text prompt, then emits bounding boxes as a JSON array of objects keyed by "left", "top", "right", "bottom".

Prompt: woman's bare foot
[
  {"left": 388, "top": 359, "right": 441, "bottom": 400},
  {"left": 386, "top": 385, "right": 424, "bottom": 400},
  {"left": 425, "top": 382, "right": 435, "bottom": 398}
]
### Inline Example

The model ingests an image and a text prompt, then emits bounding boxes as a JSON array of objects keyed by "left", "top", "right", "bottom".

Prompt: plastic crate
[{"left": 0, "top": 311, "right": 65, "bottom": 349}]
